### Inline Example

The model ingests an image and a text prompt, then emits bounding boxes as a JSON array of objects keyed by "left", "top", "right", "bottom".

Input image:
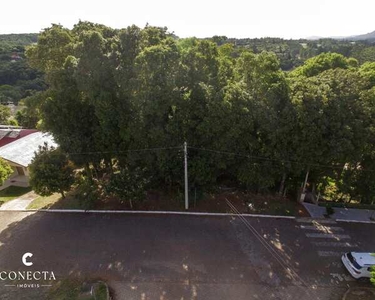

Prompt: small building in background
[{"left": 0, "top": 127, "right": 57, "bottom": 190}]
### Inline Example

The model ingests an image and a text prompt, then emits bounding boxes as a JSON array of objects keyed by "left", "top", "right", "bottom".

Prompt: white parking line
[
  {"left": 305, "top": 233, "right": 351, "bottom": 239},
  {"left": 300, "top": 225, "right": 344, "bottom": 232},
  {"left": 312, "top": 241, "right": 358, "bottom": 248},
  {"left": 318, "top": 251, "right": 344, "bottom": 257}
]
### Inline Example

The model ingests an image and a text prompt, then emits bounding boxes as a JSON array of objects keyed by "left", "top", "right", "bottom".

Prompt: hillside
[
  {"left": 212, "top": 36, "right": 375, "bottom": 69},
  {"left": 0, "top": 33, "right": 45, "bottom": 108},
  {"left": 0, "top": 33, "right": 38, "bottom": 50},
  {"left": 306, "top": 30, "right": 375, "bottom": 43},
  {"left": 347, "top": 30, "right": 375, "bottom": 42}
]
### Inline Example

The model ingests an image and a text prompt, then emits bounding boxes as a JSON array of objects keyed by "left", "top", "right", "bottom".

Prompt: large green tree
[
  {"left": 0, "top": 158, "right": 12, "bottom": 186},
  {"left": 23, "top": 21, "right": 375, "bottom": 205},
  {"left": 29, "top": 145, "right": 74, "bottom": 198}
]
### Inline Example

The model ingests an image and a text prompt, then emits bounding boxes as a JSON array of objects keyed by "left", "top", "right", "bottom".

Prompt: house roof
[
  {"left": 0, "top": 129, "right": 39, "bottom": 147},
  {"left": 0, "top": 132, "right": 57, "bottom": 167}
]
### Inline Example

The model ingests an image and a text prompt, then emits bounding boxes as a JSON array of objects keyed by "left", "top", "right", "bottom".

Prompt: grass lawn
[
  {"left": 0, "top": 186, "right": 32, "bottom": 206},
  {"left": 27, "top": 193, "right": 62, "bottom": 209},
  {"left": 27, "top": 191, "right": 87, "bottom": 210}
]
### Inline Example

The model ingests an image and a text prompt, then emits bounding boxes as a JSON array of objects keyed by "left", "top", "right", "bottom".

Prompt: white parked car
[{"left": 341, "top": 252, "right": 375, "bottom": 279}]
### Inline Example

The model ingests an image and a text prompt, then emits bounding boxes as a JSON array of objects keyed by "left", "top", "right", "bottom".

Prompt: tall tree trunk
[
  {"left": 279, "top": 172, "right": 286, "bottom": 195},
  {"left": 283, "top": 187, "right": 287, "bottom": 197}
]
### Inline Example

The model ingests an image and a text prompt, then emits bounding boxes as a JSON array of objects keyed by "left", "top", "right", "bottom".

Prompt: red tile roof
[{"left": 0, "top": 129, "right": 39, "bottom": 148}]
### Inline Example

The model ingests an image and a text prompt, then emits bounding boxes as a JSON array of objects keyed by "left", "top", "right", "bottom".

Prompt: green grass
[
  {"left": 27, "top": 193, "right": 61, "bottom": 209},
  {"left": 27, "top": 191, "right": 87, "bottom": 210},
  {"left": 0, "top": 186, "right": 32, "bottom": 206},
  {"left": 93, "top": 282, "right": 108, "bottom": 300}
]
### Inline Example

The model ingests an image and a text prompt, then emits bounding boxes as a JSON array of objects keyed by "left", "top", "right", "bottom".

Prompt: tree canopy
[
  {"left": 29, "top": 144, "right": 75, "bottom": 198},
  {"left": 0, "top": 158, "right": 12, "bottom": 185},
  {"left": 22, "top": 22, "right": 375, "bottom": 204}
]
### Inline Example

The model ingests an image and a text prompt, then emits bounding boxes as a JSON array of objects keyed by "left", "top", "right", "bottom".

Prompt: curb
[
  {"left": 336, "top": 219, "right": 375, "bottom": 224},
  {"left": 0, "top": 209, "right": 296, "bottom": 219},
  {"left": 2, "top": 209, "right": 375, "bottom": 223}
]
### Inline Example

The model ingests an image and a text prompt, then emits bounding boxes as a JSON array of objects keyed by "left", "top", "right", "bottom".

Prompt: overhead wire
[
  {"left": 61, "top": 143, "right": 375, "bottom": 173},
  {"left": 226, "top": 199, "right": 319, "bottom": 300}
]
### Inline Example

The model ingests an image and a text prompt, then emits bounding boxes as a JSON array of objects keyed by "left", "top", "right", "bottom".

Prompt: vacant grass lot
[
  {"left": 26, "top": 188, "right": 308, "bottom": 217},
  {"left": 26, "top": 193, "right": 61, "bottom": 209}
]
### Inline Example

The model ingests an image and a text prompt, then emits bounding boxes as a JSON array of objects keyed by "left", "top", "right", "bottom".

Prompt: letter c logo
[{"left": 22, "top": 253, "right": 33, "bottom": 267}]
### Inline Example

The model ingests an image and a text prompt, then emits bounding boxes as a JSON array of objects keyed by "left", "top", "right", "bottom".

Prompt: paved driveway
[
  {"left": 0, "top": 212, "right": 374, "bottom": 300},
  {"left": 303, "top": 202, "right": 375, "bottom": 221},
  {"left": 0, "top": 191, "right": 38, "bottom": 210}
]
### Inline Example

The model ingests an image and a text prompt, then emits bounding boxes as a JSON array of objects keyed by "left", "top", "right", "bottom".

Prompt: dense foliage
[
  {"left": 0, "top": 158, "right": 12, "bottom": 185},
  {"left": 0, "top": 33, "right": 46, "bottom": 123},
  {"left": 211, "top": 36, "right": 375, "bottom": 70},
  {"left": 29, "top": 144, "right": 75, "bottom": 198},
  {"left": 22, "top": 22, "right": 375, "bottom": 204}
]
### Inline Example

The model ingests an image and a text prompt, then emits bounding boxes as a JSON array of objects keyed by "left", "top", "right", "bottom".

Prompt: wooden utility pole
[
  {"left": 300, "top": 167, "right": 310, "bottom": 202},
  {"left": 184, "top": 142, "right": 189, "bottom": 210}
]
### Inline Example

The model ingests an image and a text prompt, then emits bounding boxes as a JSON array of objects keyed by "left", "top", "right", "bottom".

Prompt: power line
[
  {"left": 188, "top": 146, "right": 371, "bottom": 172},
  {"left": 66, "top": 146, "right": 182, "bottom": 156},
  {"left": 63, "top": 144, "right": 375, "bottom": 173},
  {"left": 226, "top": 199, "right": 318, "bottom": 300}
]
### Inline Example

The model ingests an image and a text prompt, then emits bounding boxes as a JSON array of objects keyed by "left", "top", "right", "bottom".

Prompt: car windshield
[{"left": 347, "top": 253, "right": 362, "bottom": 270}]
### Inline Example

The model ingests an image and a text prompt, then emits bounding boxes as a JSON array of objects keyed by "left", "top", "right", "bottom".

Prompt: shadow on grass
[
  {"left": 28, "top": 191, "right": 88, "bottom": 210},
  {"left": 0, "top": 186, "right": 32, "bottom": 204}
]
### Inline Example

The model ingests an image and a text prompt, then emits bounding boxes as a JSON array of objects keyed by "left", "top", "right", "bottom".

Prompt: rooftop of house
[
  {"left": 0, "top": 131, "right": 57, "bottom": 167},
  {"left": 0, "top": 129, "right": 39, "bottom": 148}
]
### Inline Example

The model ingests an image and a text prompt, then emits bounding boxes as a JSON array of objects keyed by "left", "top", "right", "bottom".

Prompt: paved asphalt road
[{"left": 0, "top": 211, "right": 374, "bottom": 300}]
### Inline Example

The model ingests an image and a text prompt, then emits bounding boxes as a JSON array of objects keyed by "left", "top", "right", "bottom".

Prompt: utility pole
[
  {"left": 184, "top": 141, "right": 189, "bottom": 210},
  {"left": 302, "top": 168, "right": 310, "bottom": 192},
  {"left": 300, "top": 167, "right": 310, "bottom": 202}
]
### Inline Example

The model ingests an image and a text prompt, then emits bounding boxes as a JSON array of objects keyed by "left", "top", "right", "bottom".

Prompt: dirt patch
[{"left": 57, "top": 189, "right": 309, "bottom": 217}]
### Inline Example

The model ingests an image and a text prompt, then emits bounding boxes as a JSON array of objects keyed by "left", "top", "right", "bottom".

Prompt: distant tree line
[
  {"left": 20, "top": 22, "right": 375, "bottom": 205},
  {"left": 0, "top": 33, "right": 46, "bottom": 126},
  {"left": 210, "top": 36, "right": 375, "bottom": 70},
  {"left": 2, "top": 31, "right": 375, "bottom": 126}
]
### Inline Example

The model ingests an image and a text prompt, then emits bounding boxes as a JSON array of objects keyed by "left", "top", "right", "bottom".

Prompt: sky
[{"left": 1, "top": 0, "right": 374, "bottom": 39}]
